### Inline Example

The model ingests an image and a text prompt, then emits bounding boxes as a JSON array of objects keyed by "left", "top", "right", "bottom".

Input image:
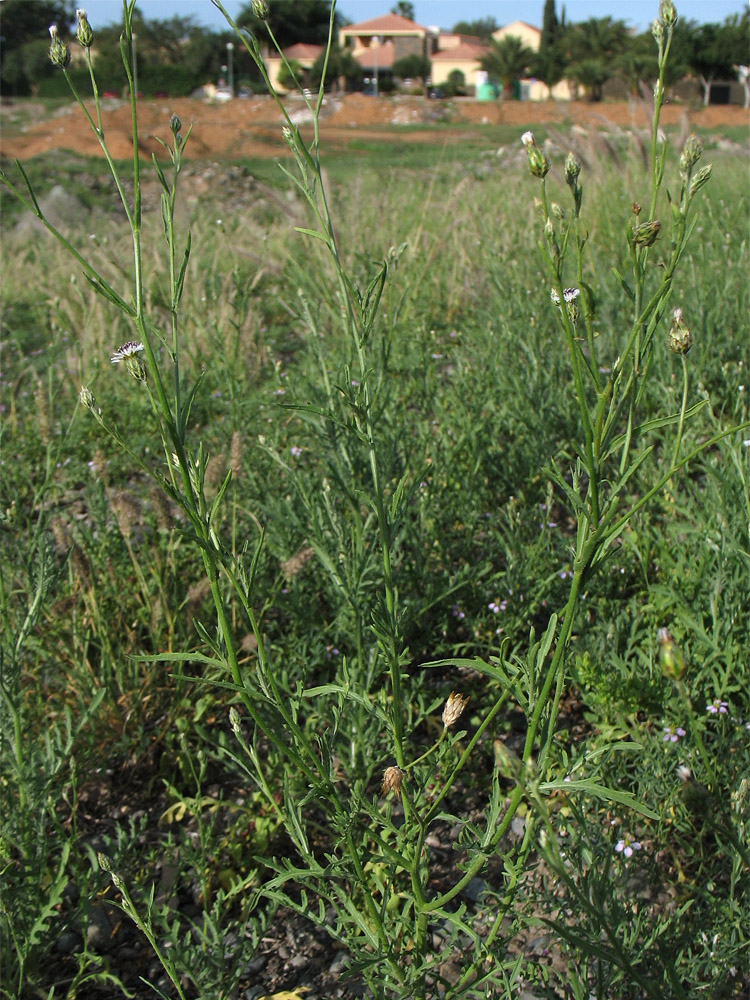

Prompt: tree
[
  {"left": 390, "top": 2, "right": 415, "bottom": 20},
  {"left": 565, "top": 16, "right": 629, "bottom": 101},
  {"left": 238, "top": 0, "right": 335, "bottom": 50},
  {"left": 534, "top": 0, "right": 566, "bottom": 97},
  {"left": 309, "top": 44, "right": 363, "bottom": 92},
  {"left": 392, "top": 53, "right": 431, "bottom": 93},
  {"left": 0, "top": 0, "right": 75, "bottom": 94},
  {"left": 451, "top": 18, "right": 498, "bottom": 40},
  {"left": 688, "top": 17, "right": 746, "bottom": 106},
  {"left": 480, "top": 35, "right": 535, "bottom": 99}
]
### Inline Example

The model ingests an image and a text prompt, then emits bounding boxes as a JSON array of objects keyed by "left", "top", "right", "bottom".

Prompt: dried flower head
[
  {"left": 442, "top": 691, "right": 469, "bottom": 728},
  {"left": 75, "top": 8, "right": 93, "bottom": 48},
  {"left": 550, "top": 286, "right": 580, "bottom": 324},
  {"left": 381, "top": 765, "right": 403, "bottom": 797}
]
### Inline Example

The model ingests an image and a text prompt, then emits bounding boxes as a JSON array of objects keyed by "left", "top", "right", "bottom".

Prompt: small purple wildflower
[
  {"left": 273, "top": 388, "right": 286, "bottom": 397},
  {"left": 290, "top": 446, "right": 302, "bottom": 457},
  {"left": 614, "top": 833, "right": 642, "bottom": 859},
  {"left": 663, "top": 725, "right": 686, "bottom": 742},
  {"left": 326, "top": 644, "right": 340, "bottom": 658},
  {"left": 706, "top": 699, "right": 728, "bottom": 715},
  {"left": 488, "top": 599, "right": 507, "bottom": 614},
  {"left": 451, "top": 604, "right": 466, "bottom": 620}
]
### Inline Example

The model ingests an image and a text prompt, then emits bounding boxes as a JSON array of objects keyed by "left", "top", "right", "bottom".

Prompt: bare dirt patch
[{"left": 1, "top": 94, "right": 747, "bottom": 162}]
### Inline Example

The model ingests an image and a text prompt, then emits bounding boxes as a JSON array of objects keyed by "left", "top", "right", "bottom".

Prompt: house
[
  {"left": 430, "top": 36, "right": 490, "bottom": 90},
  {"left": 265, "top": 42, "right": 324, "bottom": 92},
  {"left": 492, "top": 20, "right": 570, "bottom": 100},
  {"left": 340, "top": 12, "right": 434, "bottom": 76}
]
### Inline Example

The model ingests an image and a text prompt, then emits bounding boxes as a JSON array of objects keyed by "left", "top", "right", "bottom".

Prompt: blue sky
[{"left": 76, "top": 0, "right": 746, "bottom": 34}]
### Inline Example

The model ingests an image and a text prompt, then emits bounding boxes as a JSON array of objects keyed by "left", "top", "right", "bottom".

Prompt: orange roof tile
[
  {"left": 433, "top": 42, "right": 490, "bottom": 60},
  {"left": 342, "top": 13, "right": 428, "bottom": 34}
]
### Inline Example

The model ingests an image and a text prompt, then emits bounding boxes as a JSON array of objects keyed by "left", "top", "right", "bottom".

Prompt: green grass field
[{"left": 1, "top": 85, "right": 749, "bottom": 999}]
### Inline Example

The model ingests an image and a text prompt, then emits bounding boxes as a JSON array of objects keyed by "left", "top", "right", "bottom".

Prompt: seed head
[
  {"left": 381, "top": 765, "right": 403, "bottom": 797},
  {"left": 75, "top": 8, "right": 94, "bottom": 48},
  {"left": 668, "top": 306, "right": 692, "bottom": 355},
  {"left": 442, "top": 691, "right": 469, "bottom": 728},
  {"left": 632, "top": 219, "right": 661, "bottom": 247}
]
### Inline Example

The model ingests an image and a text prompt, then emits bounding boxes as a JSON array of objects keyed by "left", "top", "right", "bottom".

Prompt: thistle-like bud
[
  {"left": 564, "top": 151, "right": 581, "bottom": 187},
  {"left": 679, "top": 132, "right": 702, "bottom": 179},
  {"left": 651, "top": 18, "right": 664, "bottom": 43},
  {"left": 229, "top": 706, "right": 241, "bottom": 737},
  {"left": 169, "top": 113, "right": 182, "bottom": 135},
  {"left": 690, "top": 164, "right": 712, "bottom": 196},
  {"left": 527, "top": 144, "right": 550, "bottom": 179},
  {"left": 381, "top": 765, "right": 403, "bottom": 798},
  {"left": 632, "top": 219, "right": 661, "bottom": 247},
  {"left": 48, "top": 25, "right": 71, "bottom": 68},
  {"left": 79, "top": 385, "right": 101, "bottom": 416},
  {"left": 658, "top": 627, "right": 686, "bottom": 680},
  {"left": 251, "top": 0, "right": 269, "bottom": 17},
  {"left": 75, "top": 8, "right": 94, "bottom": 48},
  {"left": 659, "top": 0, "right": 678, "bottom": 27},
  {"left": 442, "top": 691, "right": 469, "bottom": 728},
  {"left": 551, "top": 201, "right": 565, "bottom": 221},
  {"left": 668, "top": 306, "right": 692, "bottom": 355},
  {"left": 632, "top": 201, "right": 642, "bottom": 216}
]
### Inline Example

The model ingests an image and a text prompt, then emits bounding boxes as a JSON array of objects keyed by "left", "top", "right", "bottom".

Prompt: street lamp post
[
  {"left": 226, "top": 41, "right": 234, "bottom": 95},
  {"left": 374, "top": 34, "right": 382, "bottom": 96}
]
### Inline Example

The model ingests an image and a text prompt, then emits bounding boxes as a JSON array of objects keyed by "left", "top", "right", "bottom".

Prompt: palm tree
[
  {"left": 565, "top": 17, "right": 628, "bottom": 101},
  {"left": 481, "top": 35, "right": 535, "bottom": 100}
]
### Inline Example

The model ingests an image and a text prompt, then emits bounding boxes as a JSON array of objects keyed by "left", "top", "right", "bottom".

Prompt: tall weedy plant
[{"left": 2, "top": 0, "right": 746, "bottom": 996}]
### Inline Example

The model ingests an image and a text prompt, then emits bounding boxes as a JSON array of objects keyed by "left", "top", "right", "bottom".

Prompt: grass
[{"left": 1, "top": 16, "right": 749, "bottom": 997}]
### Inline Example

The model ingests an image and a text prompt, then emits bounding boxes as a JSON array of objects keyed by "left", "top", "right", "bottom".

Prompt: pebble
[{"left": 329, "top": 950, "right": 350, "bottom": 975}]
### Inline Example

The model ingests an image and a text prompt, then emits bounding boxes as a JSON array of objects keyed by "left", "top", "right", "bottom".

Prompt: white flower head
[
  {"left": 49, "top": 24, "right": 59, "bottom": 38},
  {"left": 521, "top": 131, "right": 535, "bottom": 147},
  {"left": 111, "top": 341, "right": 144, "bottom": 364},
  {"left": 550, "top": 287, "right": 580, "bottom": 305}
]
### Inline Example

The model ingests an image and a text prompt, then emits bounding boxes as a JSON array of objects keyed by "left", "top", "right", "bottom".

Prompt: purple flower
[
  {"left": 614, "top": 833, "right": 642, "bottom": 859},
  {"left": 706, "top": 699, "right": 728, "bottom": 715},
  {"left": 290, "top": 446, "right": 302, "bottom": 457},
  {"left": 451, "top": 604, "right": 465, "bottom": 620},
  {"left": 663, "top": 725, "right": 686, "bottom": 742},
  {"left": 488, "top": 599, "right": 507, "bottom": 614}
]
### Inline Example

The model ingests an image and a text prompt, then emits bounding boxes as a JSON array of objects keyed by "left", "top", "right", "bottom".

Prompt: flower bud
[
  {"left": 651, "top": 18, "right": 664, "bottom": 43},
  {"left": 48, "top": 25, "right": 71, "bottom": 68},
  {"left": 229, "top": 706, "right": 241, "bottom": 736},
  {"left": 564, "top": 151, "right": 581, "bottom": 187},
  {"left": 632, "top": 219, "right": 661, "bottom": 247},
  {"left": 658, "top": 627, "right": 686, "bottom": 680},
  {"left": 551, "top": 201, "right": 565, "bottom": 221},
  {"left": 79, "top": 385, "right": 101, "bottom": 415},
  {"left": 75, "top": 8, "right": 93, "bottom": 48},
  {"left": 381, "top": 765, "right": 403, "bottom": 797},
  {"left": 690, "top": 164, "right": 712, "bottom": 195},
  {"left": 251, "top": 0, "right": 269, "bottom": 17},
  {"left": 668, "top": 306, "right": 692, "bottom": 355},
  {"left": 679, "top": 132, "right": 702, "bottom": 179},
  {"left": 659, "top": 0, "right": 678, "bottom": 27},
  {"left": 169, "top": 113, "right": 182, "bottom": 135},
  {"left": 442, "top": 691, "right": 469, "bottom": 728}
]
